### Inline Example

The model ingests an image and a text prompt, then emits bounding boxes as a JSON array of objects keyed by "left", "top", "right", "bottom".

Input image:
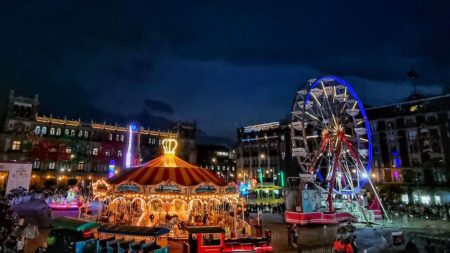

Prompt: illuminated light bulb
[{"left": 362, "top": 172, "right": 368, "bottom": 178}]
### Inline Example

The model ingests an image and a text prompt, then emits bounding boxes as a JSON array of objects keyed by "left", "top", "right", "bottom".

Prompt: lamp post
[{"left": 259, "top": 154, "right": 265, "bottom": 186}]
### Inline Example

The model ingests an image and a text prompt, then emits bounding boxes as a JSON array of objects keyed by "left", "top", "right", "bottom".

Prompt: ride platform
[{"left": 285, "top": 211, "right": 356, "bottom": 225}]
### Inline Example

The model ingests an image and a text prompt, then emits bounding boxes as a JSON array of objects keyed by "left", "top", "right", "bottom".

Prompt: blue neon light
[
  {"left": 316, "top": 169, "right": 324, "bottom": 181},
  {"left": 305, "top": 76, "right": 373, "bottom": 194},
  {"left": 239, "top": 183, "right": 249, "bottom": 195}
]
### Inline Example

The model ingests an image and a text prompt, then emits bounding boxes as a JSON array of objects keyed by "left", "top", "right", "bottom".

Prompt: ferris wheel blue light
[{"left": 305, "top": 76, "right": 373, "bottom": 194}]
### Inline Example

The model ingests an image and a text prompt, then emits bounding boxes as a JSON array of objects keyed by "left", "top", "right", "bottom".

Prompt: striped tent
[{"left": 108, "top": 154, "right": 227, "bottom": 187}]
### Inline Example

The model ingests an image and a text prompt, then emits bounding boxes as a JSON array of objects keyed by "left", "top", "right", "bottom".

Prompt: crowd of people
[
  {"left": 0, "top": 195, "right": 40, "bottom": 252},
  {"left": 385, "top": 200, "right": 450, "bottom": 220},
  {"left": 245, "top": 202, "right": 286, "bottom": 213}
]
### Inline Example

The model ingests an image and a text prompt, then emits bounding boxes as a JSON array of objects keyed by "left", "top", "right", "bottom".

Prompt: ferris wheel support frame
[{"left": 340, "top": 135, "right": 391, "bottom": 223}]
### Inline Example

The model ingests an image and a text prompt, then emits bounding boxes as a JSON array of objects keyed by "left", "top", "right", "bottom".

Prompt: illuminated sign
[
  {"left": 117, "top": 185, "right": 140, "bottom": 193},
  {"left": 195, "top": 185, "right": 217, "bottom": 193},
  {"left": 243, "top": 122, "right": 280, "bottom": 133},
  {"left": 226, "top": 185, "right": 237, "bottom": 193},
  {"left": 155, "top": 185, "right": 181, "bottom": 193}
]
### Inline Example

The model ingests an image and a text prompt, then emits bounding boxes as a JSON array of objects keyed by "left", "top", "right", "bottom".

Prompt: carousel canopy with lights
[
  {"left": 108, "top": 142, "right": 227, "bottom": 187},
  {"left": 93, "top": 138, "right": 238, "bottom": 202},
  {"left": 92, "top": 139, "right": 240, "bottom": 228}
]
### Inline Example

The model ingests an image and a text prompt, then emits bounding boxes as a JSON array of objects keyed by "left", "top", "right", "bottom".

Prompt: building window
[
  {"left": 42, "top": 127, "right": 47, "bottom": 135},
  {"left": 56, "top": 128, "right": 61, "bottom": 136},
  {"left": 66, "top": 148, "right": 71, "bottom": 154},
  {"left": 48, "top": 162, "right": 56, "bottom": 170},
  {"left": 34, "top": 126, "right": 41, "bottom": 135},
  {"left": 117, "top": 150, "right": 123, "bottom": 157},
  {"left": 78, "top": 130, "right": 83, "bottom": 138},
  {"left": 11, "top": 140, "right": 21, "bottom": 151},
  {"left": 108, "top": 134, "right": 113, "bottom": 141},
  {"left": 280, "top": 135, "right": 285, "bottom": 142},
  {"left": 115, "top": 134, "right": 119, "bottom": 141},
  {"left": 120, "top": 135, "right": 124, "bottom": 142},
  {"left": 49, "top": 128, "right": 55, "bottom": 135},
  {"left": 84, "top": 131, "right": 88, "bottom": 138},
  {"left": 77, "top": 162, "right": 84, "bottom": 171},
  {"left": 408, "top": 130, "right": 416, "bottom": 141},
  {"left": 65, "top": 129, "right": 70, "bottom": 136},
  {"left": 105, "top": 150, "right": 110, "bottom": 156},
  {"left": 33, "top": 160, "right": 40, "bottom": 169},
  {"left": 70, "top": 130, "right": 75, "bottom": 137},
  {"left": 93, "top": 148, "right": 98, "bottom": 156}
]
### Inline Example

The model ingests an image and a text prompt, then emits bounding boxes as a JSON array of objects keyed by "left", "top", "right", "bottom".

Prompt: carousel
[{"left": 93, "top": 139, "right": 247, "bottom": 238}]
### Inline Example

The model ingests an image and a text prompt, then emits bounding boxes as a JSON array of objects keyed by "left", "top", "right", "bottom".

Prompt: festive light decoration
[
  {"left": 108, "top": 160, "right": 116, "bottom": 178},
  {"left": 239, "top": 183, "right": 249, "bottom": 195},
  {"left": 162, "top": 138, "right": 177, "bottom": 155},
  {"left": 125, "top": 124, "right": 135, "bottom": 168},
  {"left": 279, "top": 171, "right": 285, "bottom": 187}
]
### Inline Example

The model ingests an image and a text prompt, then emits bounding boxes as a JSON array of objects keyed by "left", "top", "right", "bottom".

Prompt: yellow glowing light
[
  {"left": 88, "top": 176, "right": 92, "bottom": 180},
  {"left": 32, "top": 175, "right": 36, "bottom": 178},
  {"left": 162, "top": 138, "right": 177, "bottom": 155},
  {"left": 410, "top": 105, "right": 418, "bottom": 112}
]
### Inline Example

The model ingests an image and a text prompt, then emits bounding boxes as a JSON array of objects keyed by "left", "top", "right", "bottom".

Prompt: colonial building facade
[
  {"left": 196, "top": 145, "right": 237, "bottom": 182},
  {"left": 236, "top": 120, "right": 299, "bottom": 187},
  {"left": 0, "top": 91, "right": 196, "bottom": 188},
  {"left": 367, "top": 94, "right": 450, "bottom": 205}
]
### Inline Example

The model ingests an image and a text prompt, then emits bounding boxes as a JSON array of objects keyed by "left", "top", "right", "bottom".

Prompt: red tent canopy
[{"left": 108, "top": 154, "right": 227, "bottom": 187}]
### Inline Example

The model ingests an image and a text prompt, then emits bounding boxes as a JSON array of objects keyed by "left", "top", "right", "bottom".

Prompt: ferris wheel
[{"left": 291, "top": 76, "right": 372, "bottom": 195}]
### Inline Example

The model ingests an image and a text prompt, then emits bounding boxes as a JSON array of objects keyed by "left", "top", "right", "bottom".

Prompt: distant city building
[
  {"left": 367, "top": 94, "right": 450, "bottom": 205},
  {"left": 236, "top": 120, "right": 299, "bottom": 187},
  {"left": 196, "top": 145, "right": 236, "bottom": 182},
  {"left": 0, "top": 90, "right": 196, "bottom": 188}
]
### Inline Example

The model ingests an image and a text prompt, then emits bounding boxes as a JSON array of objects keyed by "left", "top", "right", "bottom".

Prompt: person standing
[
  {"left": 287, "top": 225, "right": 292, "bottom": 245},
  {"left": 16, "top": 236, "right": 25, "bottom": 253},
  {"left": 333, "top": 238, "right": 346, "bottom": 253}
]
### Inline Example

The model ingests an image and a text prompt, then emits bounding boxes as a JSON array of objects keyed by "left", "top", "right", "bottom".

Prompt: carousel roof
[{"left": 109, "top": 139, "right": 227, "bottom": 187}]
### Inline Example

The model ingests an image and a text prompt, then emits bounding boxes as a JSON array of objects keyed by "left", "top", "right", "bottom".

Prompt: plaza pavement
[{"left": 14, "top": 200, "right": 450, "bottom": 253}]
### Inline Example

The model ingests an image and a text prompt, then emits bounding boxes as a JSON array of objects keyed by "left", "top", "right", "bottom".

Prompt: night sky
[{"left": 1, "top": 1, "right": 449, "bottom": 144}]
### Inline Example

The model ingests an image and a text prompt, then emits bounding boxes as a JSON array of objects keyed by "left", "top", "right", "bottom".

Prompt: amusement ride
[{"left": 286, "top": 76, "right": 389, "bottom": 225}]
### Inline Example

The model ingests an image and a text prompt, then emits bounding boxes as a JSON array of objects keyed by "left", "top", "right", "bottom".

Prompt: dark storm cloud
[
  {"left": 134, "top": 109, "right": 173, "bottom": 130},
  {"left": 0, "top": 0, "right": 449, "bottom": 142},
  {"left": 169, "top": 1, "right": 450, "bottom": 86},
  {"left": 144, "top": 99, "right": 175, "bottom": 115}
]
